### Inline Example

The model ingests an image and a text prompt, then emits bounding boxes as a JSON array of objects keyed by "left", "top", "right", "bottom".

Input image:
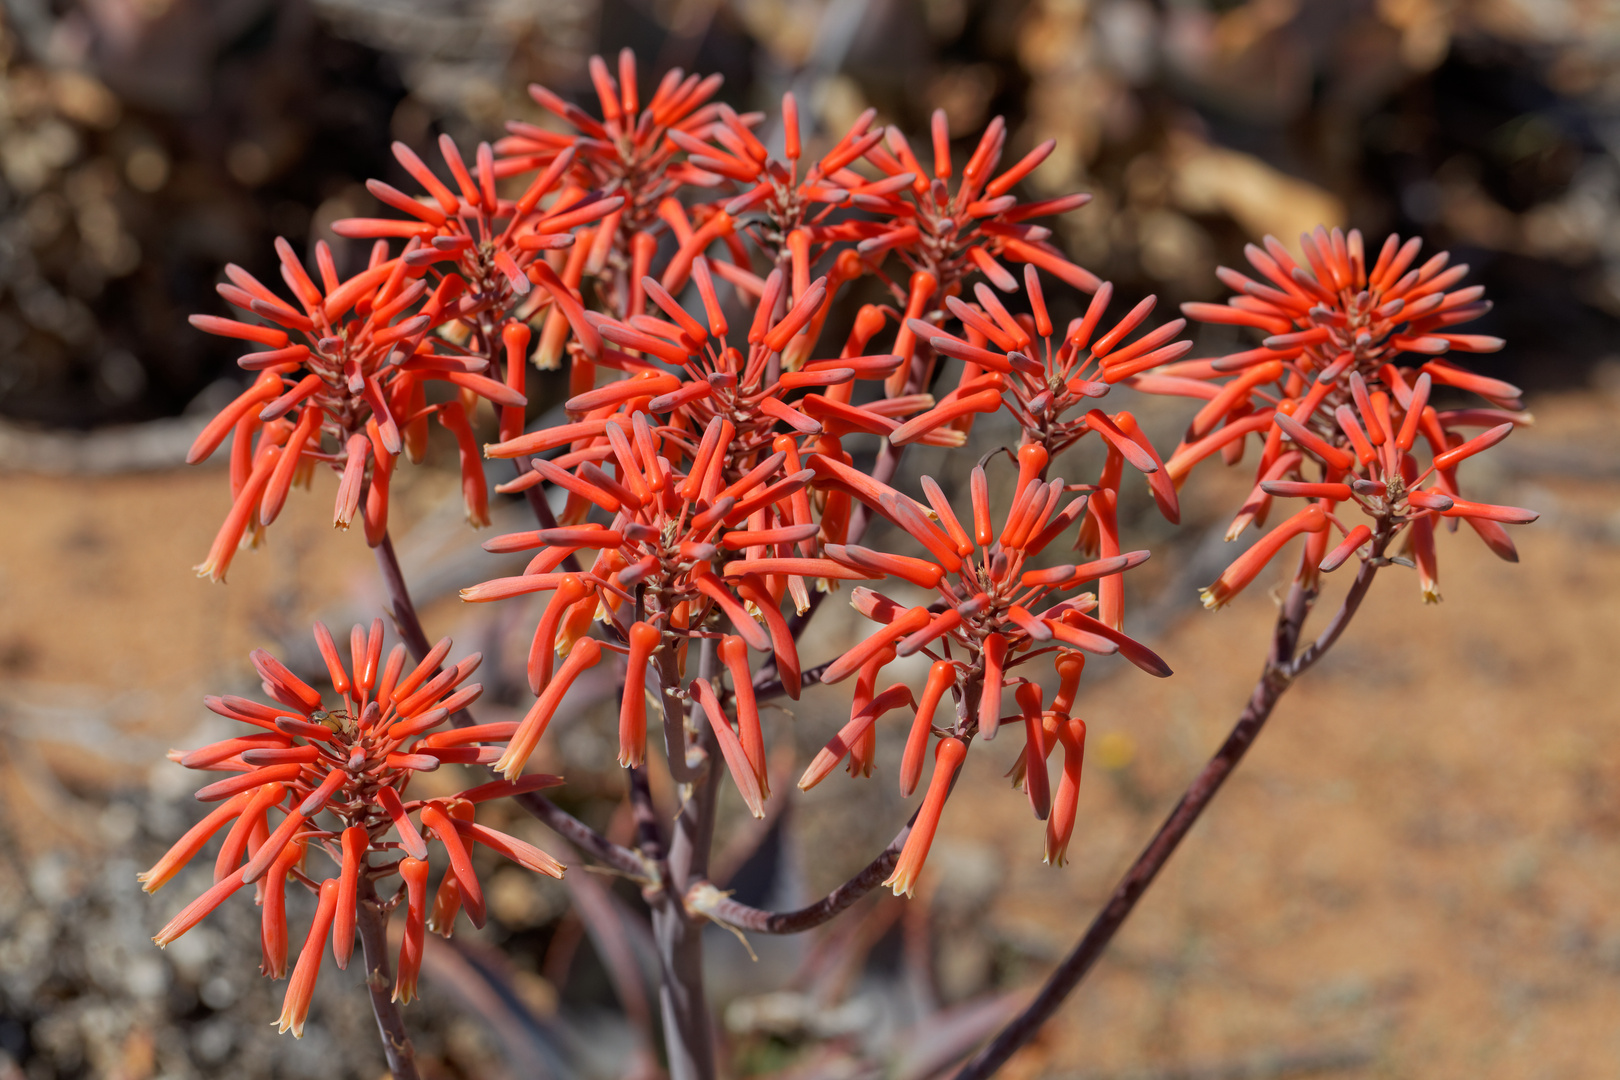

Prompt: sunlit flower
[
  {"left": 858, "top": 110, "right": 1100, "bottom": 300},
  {"left": 797, "top": 452, "right": 1168, "bottom": 891},
  {"left": 187, "top": 235, "right": 530, "bottom": 575},
  {"left": 145, "top": 622, "right": 564, "bottom": 1033},
  {"left": 468, "top": 409, "right": 805, "bottom": 809},
  {"left": 891, "top": 266, "right": 1186, "bottom": 538},
  {"left": 495, "top": 49, "right": 726, "bottom": 363},
  {"left": 1133, "top": 228, "right": 1535, "bottom": 606}
]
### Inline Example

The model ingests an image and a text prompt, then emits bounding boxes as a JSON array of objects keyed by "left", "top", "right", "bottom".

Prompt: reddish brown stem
[
  {"left": 356, "top": 880, "right": 420, "bottom": 1080},
  {"left": 375, "top": 533, "right": 432, "bottom": 660},
  {"left": 699, "top": 812, "right": 914, "bottom": 934},
  {"left": 954, "top": 529, "right": 1389, "bottom": 1079}
]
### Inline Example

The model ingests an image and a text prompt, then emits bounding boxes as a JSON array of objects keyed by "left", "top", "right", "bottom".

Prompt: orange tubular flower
[
  {"left": 885, "top": 737, "right": 968, "bottom": 897},
  {"left": 494, "top": 49, "right": 725, "bottom": 336},
  {"left": 1045, "top": 714, "right": 1088, "bottom": 867},
  {"left": 803, "top": 455, "right": 1166, "bottom": 873},
  {"left": 277, "top": 877, "right": 339, "bottom": 1038},
  {"left": 187, "top": 230, "right": 530, "bottom": 569},
  {"left": 394, "top": 856, "right": 429, "bottom": 1005},
  {"left": 856, "top": 109, "right": 1101, "bottom": 301},
  {"left": 1135, "top": 227, "right": 1535, "bottom": 606},
  {"left": 146, "top": 621, "right": 566, "bottom": 1034}
]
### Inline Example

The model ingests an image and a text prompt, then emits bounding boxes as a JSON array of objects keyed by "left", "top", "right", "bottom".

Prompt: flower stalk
[{"left": 955, "top": 524, "right": 1392, "bottom": 1079}]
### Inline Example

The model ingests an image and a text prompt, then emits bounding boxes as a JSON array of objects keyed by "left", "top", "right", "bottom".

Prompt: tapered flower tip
[
  {"left": 885, "top": 736, "right": 967, "bottom": 898},
  {"left": 276, "top": 877, "right": 339, "bottom": 1038}
]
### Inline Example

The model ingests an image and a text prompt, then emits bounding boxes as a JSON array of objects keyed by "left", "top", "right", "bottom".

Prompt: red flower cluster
[
  {"left": 855, "top": 110, "right": 1098, "bottom": 299},
  {"left": 156, "top": 43, "right": 1548, "bottom": 1064},
  {"left": 496, "top": 50, "right": 727, "bottom": 349},
  {"left": 1134, "top": 228, "right": 1535, "bottom": 605},
  {"left": 802, "top": 448, "right": 1169, "bottom": 890},
  {"left": 145, "top": 622, "right": 563, "bottom": 1035},
  {"left": 436, "top": 51, "right": 1194, "bottom": 872},
  {"left": 185, "top": 47, "right": 1104, "bottom": 584},
  {"left": 186, "top": 114, "right": 622, "bottom": 575}
]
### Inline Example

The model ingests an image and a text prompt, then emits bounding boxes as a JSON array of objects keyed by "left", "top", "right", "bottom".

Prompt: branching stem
[
  {"left": 356, "top": 880, "right": 420, "bottom": 1080},
  {"left": 953, "top": 527, "right": 1391, "bottom": 1079}
]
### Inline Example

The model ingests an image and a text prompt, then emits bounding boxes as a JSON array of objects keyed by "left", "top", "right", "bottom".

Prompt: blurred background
[{"left": 1, "top": 0, "right": 1619, "bottom": 1077}]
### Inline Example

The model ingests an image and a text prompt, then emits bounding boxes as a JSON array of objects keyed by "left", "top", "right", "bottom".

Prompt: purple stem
[{"left": 953, "top": 529, "right": 1389, "bottom": 1078}]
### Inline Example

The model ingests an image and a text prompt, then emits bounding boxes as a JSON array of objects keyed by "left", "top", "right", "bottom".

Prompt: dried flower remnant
[
  {"left": 144, "top": 621, "right": 565, "bottom": 1033},
  {"left": 1134, "top": 228, "right": 1536, "bottom": 606},
  {"left": 799, "top": 452, "right": 1166, "bottom": 893}
]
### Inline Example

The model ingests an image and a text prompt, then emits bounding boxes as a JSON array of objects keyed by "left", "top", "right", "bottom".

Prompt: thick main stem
[
  {"left": 955, "top": 536, "right": 1388, "bottom": 1079},
  {"left": 654, "top": 640, "right": 721, "bottom": 1080},
  {"left": 356, "top": 882, "right": 420, "bottom": 1080}
]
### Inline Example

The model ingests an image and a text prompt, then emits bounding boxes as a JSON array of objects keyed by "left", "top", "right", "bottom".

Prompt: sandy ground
[{"left": 1, "top": 389, "right": 1617, "bottom": 1078}]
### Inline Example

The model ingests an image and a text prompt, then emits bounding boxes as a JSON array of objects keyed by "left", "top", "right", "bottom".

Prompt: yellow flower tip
[
  {"left": 884, "top": 868, "right": 917, "bottom": 898},
  {"left": 1198, "top": 587, "right": 1225, "bottom": 610},
  {"left": 1422, "top": 586, "right": 1442, "bottom": 605}
]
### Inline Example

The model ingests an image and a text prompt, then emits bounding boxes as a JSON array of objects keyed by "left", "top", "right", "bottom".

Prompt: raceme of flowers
[
  {"left": 801, "top": 445, "right": 1171, "bottom": 890},
  {"left": 159, "top": 50, "right": 1533, "bottom": 1041},
  {"left": 145, "top": 622, "right": 563, "bottom": 1036},
  {"left": 1131, "top": 227, "right": 1536, "bottom": 606}
]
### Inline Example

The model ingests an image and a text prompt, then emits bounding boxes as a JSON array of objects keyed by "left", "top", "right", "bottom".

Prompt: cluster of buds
[
  {"left": 799, "top": 446, "right": 1169, "bottom": 891},
  {"left": 186, "top": 237, "right": 527, "bottom": 576},
  {"left": 1135, "top": 228, "right": 1535, "bottom": 605},
  {"left": 186, "top": 47, "right": 1104, "bottom": 584},
  {"left": 145, "top": 624, "right": 564, "bottom": 1035},
  {"left": 185, "top": 119, "right": 630, "bottom": 573},
  {"left": 497, "top": 50, "right": 726, "bottom": 338},
  {"left": 855, "top": 110, "right": 1098, "bottom": 299}
]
